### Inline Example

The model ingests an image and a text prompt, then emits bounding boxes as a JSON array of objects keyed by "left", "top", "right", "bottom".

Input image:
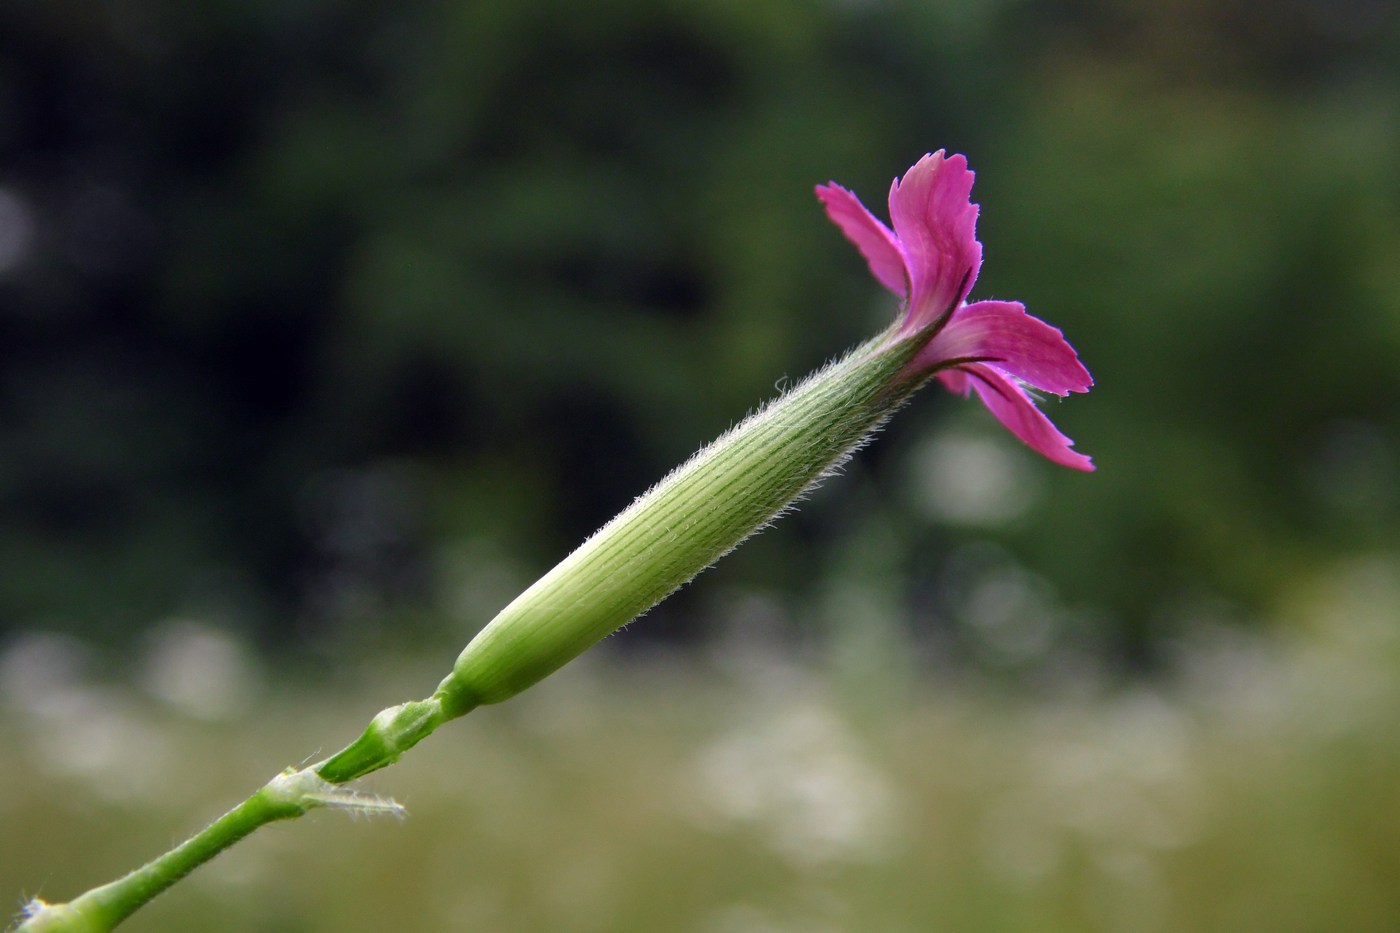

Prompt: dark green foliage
[{"left": 1, "top": 0, "right": 1397, "bottom": 664}]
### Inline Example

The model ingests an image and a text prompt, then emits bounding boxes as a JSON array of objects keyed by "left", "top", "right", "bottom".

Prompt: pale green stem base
[
  {"left": 18, "top": 771, "right": 319, "bottom": 933},
  {"left": 13, "top": 688, "right": 471, "bottom": 933}
]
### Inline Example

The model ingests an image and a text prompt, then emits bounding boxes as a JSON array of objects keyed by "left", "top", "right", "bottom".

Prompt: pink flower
[{"left": 817, "top": 152, "right": 1094, "bottom": 471}]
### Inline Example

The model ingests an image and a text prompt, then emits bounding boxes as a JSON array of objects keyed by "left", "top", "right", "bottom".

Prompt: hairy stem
[
  {"left": 17, "top": 770, "right": 328, "bottom": 933},
  {"left": 13, "top": 697, "right": 439, "bottom": 933}
]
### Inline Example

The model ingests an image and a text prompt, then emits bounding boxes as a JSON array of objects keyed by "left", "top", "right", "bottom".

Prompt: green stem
[
  {"left": 16, "top": 771, "right": 322, "bottom": 933},
  {"left": 13, "top": 694, "right": 452, "bottom": 933}
]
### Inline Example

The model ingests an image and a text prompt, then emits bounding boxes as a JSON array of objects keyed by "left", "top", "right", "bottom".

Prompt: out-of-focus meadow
[{"left": 3, "top": 0, "right": 1400, "bottom": 929}]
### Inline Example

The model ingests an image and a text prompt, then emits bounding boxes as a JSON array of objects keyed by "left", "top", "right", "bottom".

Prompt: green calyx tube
[{"left": 435, "top": 324, "right": 928, "bottom": 716}]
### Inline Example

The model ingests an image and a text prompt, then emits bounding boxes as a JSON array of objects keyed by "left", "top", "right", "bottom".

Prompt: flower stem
[
  {"left": 12, "top": 696, "right": 442, "bottom": 933},
  {"left": 16, "top": 770, "right": 327, "bottom": 933}
]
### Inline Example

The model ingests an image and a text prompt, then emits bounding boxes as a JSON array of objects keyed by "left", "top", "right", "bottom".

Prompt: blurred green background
[{"left": 3, "top": 0, "right": 1400, "bottom": 930}]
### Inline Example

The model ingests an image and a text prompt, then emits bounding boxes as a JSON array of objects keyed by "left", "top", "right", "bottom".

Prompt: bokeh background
[{"left": 4, "top": 0, "right": 1400, "bottom": 930}]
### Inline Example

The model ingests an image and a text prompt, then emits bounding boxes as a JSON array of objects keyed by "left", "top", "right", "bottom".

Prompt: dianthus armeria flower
[
  {"left": 14, "top": 153, "right": 1096, "bottom": 933},
  {"left": 817, "top": 150, "right": 1093, "bottom": 470},
  {"left": 319, "top": 152, "right": 1093, "bottom": 782}
]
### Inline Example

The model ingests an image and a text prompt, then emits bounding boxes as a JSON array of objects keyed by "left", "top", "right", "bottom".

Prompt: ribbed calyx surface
[{"left": 437, "top": 326, "right": 923, "bottom": 715}]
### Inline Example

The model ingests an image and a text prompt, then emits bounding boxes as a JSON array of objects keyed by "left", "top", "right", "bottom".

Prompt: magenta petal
[
  {"left": 955, "top": 364, "right": 1094, "bottom": 471},
  {"left": 935, "top": 368, "right": 971, "bottom": 395},
  {"left": 815, "top": 182, "right": 908, "bottom": 299},
  {"left": 917, "top": 300, "right": 1093, "bottom": 395},
  {"left": 886, "top": 152, "right": 983, "bottom": 328}
]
